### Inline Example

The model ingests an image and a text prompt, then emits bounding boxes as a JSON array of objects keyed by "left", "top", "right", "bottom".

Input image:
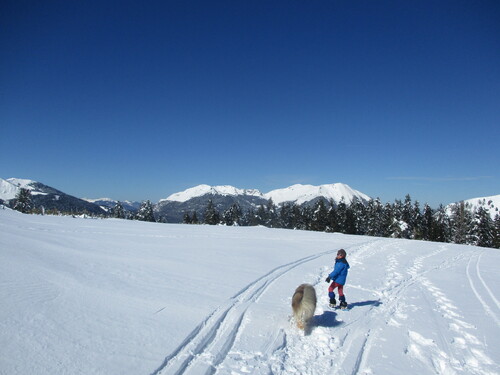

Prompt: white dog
[{"left": 292, "top": 284, "right": 317, "bottom": 330}]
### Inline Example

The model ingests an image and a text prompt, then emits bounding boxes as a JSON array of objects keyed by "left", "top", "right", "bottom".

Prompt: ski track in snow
[
  {"left": 151, "top": 239, "right": 500, "bottom": 375},
  {"left": 466, "top": 252, "right": 500, "bottom": 326},
  {"left": 151, "top": 244, "right": 378, "bottom": 375}
]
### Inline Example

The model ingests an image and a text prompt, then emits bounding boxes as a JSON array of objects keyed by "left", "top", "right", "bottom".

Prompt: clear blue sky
[{"left": 1, "top": 0, "right": 499, "bottom": 207}]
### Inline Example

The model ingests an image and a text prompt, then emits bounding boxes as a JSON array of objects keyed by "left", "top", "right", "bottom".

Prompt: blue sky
[{"left": 1, "top": 0, "right": 499, "bottom": 207}]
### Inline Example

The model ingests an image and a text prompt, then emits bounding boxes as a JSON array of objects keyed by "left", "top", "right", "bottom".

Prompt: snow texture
[{"left": 1, "top": 208, "right": 499, "bottom": 375}]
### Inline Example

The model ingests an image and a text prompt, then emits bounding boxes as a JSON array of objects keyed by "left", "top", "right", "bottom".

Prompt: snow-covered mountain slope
[
  {"left": 464, "top": 195, "right": 500, "bottom": 219},
  {"left": 0, "top": 177, "right": 105, "bottom": 214},
  {"left": 82, "top": 198, "right": 141, "bottom": 212},
  {"left": 265, "top": 182, "right": 371, "bottom": 205},
  {"left": 155, "top": 182, "right": 371, "bottom": 222},
  {"left": 446, "top": 194, "right": 500, "bottom": 220},
  {"left": 0, "top": 177, "right": 49, "bottom": 201},
  {"left": 161, "top": 184, "right": 264, "bottom": 203},
  {"left": 1, "top": 209, "right": 498, "bottom": 375},
  {"left": 0, "top": 178, "right": 20, "bottom": 201},
  {"left": 161, "top": 182, "right": 370, "bottom": 206}
]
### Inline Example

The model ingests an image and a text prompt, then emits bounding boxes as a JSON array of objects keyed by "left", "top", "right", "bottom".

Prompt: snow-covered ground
[{"left": 1, "top": 208, "right": 499, "bottom": 375}]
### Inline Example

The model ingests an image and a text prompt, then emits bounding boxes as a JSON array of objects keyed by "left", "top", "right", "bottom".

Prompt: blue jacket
[{"left": 329, "top": 258, "right": 350, "bottom": 285}]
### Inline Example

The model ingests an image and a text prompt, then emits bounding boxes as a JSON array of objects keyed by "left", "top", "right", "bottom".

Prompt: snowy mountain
[
  {"left": 155, "top": 185, "right": 268, "bottom": 222},
  {"left": 82, "top": 197, "right": 141, "bottom": 213},
  {"left": 155, "top": 182, "right": 372, "bottom": 222},
  {"left": 1, "top": 209, "right": 499, "bottom": 375},
  {"left": 463, "top": 194, "right": 500, "bottom": 219},
  {"left": 446, "top": 194, "right": 500, "bottom": 220},
  {"left": 0, "top": 178, "right": 23, "bottom": 201},
  {"left": 162, "top": 184, "right": 263, "bottom": 203},
  {"left": 0, "top": 177, "right": 105, "bottom": 215},
  {"left": 265, "top": 183, "right": 371, "bottom": 206}
]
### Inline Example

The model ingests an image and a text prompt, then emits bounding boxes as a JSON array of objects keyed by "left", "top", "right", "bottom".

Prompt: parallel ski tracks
[
  {"left": 466, "top": 251, "right": 500, "bottom": 327},
  {"left": 151, "top": 247, "right": 346, "bottom": 375}
]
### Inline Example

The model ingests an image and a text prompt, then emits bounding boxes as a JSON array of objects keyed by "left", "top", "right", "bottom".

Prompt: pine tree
[
  {"left": 433, "top": 204, "right": 451, "bottom": 243},
  {"left": 493, "top": 214, "right": 500, "bottom": 249},
  {"left": 112, "top": 202, "right": 125, "bottom": 219},
  {"left": 241, "top": 208, "right": 258, "bottom": 226},
  {"left": 336, "top": 198, "right": 348, "bottom": 233},
  {"left": 291, "top": 203, "right": 304, "bottom": 230},
  {"left": 401, "top": 194, "right": 414, "bottom": 238},
  {"left": 204, "top": 199, "right": 220, "bottom": 225},
  {"left": 366, "top": 198, "right": 384, "bottom": 236},
  {"left": 344, "top": 203, "right": 357, "bottom": 234},
  {"left": 311, "top": 199, "right": 328, "bottom": 232},
  {"left": 265, "top": 199, "right": 279, "bottom": 228},
  {"left": 279, "top": 203, "right": 292, "bottom": 229},
  {"left": 412, "top": 200, "right": 422, "bottom": 239},
  {"left": 183, "top": 212, "right": 192, "bottom": 224},
  {"left": 136, "top": 200, "right": 156, "bottom": 222},
  {"left": 255, "top": 204, "right": 267, "bottom": 226},
  {"left": 381, "top": 202, "right": 396, "bottom": 237},
  {"left": 472, "top": 207, "right": 494, "bottom": 247},
  {"left": 222, "top": 203, "right": 242, "bottom": 226},
  {"left": 327, "top": 200, "right": 338, "bottom": 232},
  {"left": 191, "top": 211, "right": 199, "bottom": 224},
  {"left": 420, "top": 204, "right": 434, "bottom": 241},
  {"left": 450, "top": 201, "right": 473, "bottom": 244},
  {"left": 390, "top": 199, "right": 405, "bottom": 238},
  {"left": 351, "top": 198, "right": 367, "bottom": 235},
  {"left": 13, "top": 188, "right": 33, "bottom": 214}
]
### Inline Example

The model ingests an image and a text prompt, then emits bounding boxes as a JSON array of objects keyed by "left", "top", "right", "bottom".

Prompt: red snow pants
[{"left": 329, "top": 282, "right": 344, "bottom": 296}]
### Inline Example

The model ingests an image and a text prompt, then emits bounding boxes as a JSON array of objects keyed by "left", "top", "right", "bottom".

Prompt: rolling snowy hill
[{"left": 1, "top": 209, "right": 498, "bottom": 375}]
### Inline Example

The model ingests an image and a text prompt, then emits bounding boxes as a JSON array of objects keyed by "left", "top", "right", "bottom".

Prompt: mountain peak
[
  {"left": 264, "top": 182, "right": 371, "bottom": 205},
  {"left": 162, "top": 184, "right": 264, "bottom": 203}
]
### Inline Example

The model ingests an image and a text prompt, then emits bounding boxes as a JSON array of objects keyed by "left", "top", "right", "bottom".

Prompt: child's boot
[
  {"left": 339, "top": 295, "right": 347, "bottom": 309},
  {"left": 329, "top": 292, "right": 336, "bottom": 308}
]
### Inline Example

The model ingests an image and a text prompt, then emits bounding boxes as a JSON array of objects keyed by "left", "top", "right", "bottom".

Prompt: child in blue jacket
[{"left": 325, "top": 249, "right": 350, "bottom": 308}]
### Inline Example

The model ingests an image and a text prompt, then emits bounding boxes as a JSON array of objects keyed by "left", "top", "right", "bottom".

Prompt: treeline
[
  {"left": 182, "top": 196, "right": 500, "bottom": 249},
  {"left": 8, "top": 188, "right": 500, "bottom": 249}
]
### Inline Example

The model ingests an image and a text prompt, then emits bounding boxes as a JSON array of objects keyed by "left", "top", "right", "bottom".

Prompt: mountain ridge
[
  {"left": 154, "top": 182, "right": 372, "bottom": 222},
  {"left": 2, "top": 177, "right": 499, "bottom": 221}
]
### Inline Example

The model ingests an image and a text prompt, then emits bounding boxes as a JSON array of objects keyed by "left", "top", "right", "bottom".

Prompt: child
[{"left": 325, "top": 249, "right": 350, "bottom": 308}]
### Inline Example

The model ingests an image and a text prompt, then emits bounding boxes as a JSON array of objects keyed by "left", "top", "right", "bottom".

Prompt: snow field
[{"left": 1, "top": 209, "right": 499, "bottom": 375}]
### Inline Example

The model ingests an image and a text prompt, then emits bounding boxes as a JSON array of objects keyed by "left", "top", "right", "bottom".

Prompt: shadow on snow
[
  {"left": 347, "top": 300, "right": 382, "bottom": 309},
  {"left": 305, "top": 300, "right": 382, "bottom": 335},
  {"left": 312, "top": 311, "right": 342, "bottom": 328}
]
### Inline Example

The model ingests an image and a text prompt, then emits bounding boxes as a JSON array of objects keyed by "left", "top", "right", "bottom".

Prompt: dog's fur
[{"left": 292, "top": 284, "right": 317, "bottom": 330}]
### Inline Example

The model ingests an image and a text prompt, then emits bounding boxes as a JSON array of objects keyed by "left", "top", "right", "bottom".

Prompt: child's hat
[{"left": 337, "top": 249, "right": 346, "bottom": 257}]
